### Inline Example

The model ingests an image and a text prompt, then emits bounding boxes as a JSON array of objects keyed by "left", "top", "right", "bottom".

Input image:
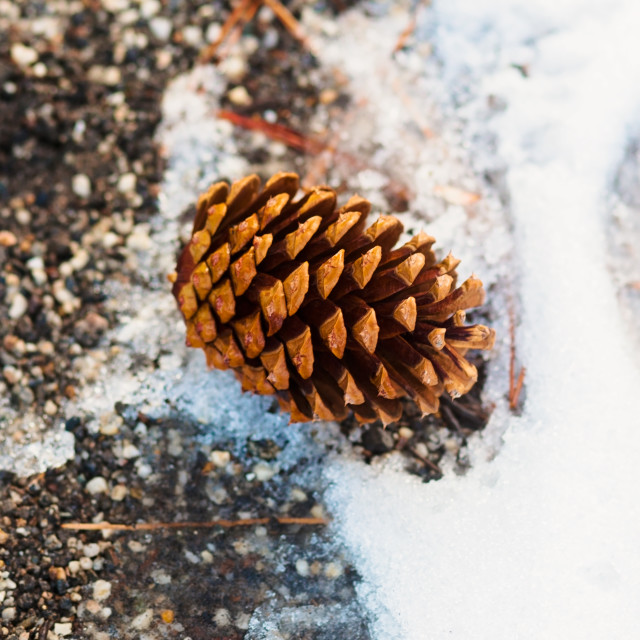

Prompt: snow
[{"left": 314, "top": 1, "right": 640, "bottom": 638}]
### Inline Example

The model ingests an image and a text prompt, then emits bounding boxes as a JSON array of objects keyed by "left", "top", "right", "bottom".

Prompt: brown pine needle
[
  {"left": 262, "top": 0, "right": 316, "bottom": 54},
  {"left": 200, "top": 0, "right": 259, "bottom": 62},
  {"left": 393, "top": 0, "right": 432, "bottom": 53},
  {"left": 508, "top": 305, "right": 526, "bottom": 411},
  {"left": 217, "top": 110, "right": 327, "bottom": 154},
  {"left": 61, "top": 516, "right": 328, "bottom": 532}
]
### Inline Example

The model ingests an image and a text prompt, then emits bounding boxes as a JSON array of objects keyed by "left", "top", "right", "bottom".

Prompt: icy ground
[{"left": 6, "top": 0, "right": 640, "bottom": 637}]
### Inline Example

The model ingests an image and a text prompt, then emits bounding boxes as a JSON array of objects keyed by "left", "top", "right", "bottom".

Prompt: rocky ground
[{"left": 0, "top": 1, "right": 493, "bottom": 638}]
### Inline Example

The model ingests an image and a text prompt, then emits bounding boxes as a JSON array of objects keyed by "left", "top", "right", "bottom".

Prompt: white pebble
[
  {"left": 219, "top": 55, "right": 247, "bottom": 83},
  {"left": 83, "top": 542, "right": 100, "bottom": 558},
  {"left": 149, "top": 16, "right": 172, "bottom": 41},
  {"left": 44, "top": 400, "right": 58, "bottom": 415},
  {"left": 68, "top": 561, "right": 80, "bottom": 575},
  {"left": 182, "top": 25, "right": 202, "bottom": 47},
  {"left": 205, "top": 22, "right": 222, "bottom": 43},
  {"left": 227, "top": 85, "right": 252, "bottom": 106},
  {"left": 252, "top": 462, "right": 277, "bottom": 482},
  {"left": 201, "top": 550, "right": 214, "bottom": 563},
  {"left": 210, "top": 450, "right": 231, "bottom": 468},
  {"left": 1, "top": 607, "right": 16, "bottom": 621},
  {"left": 3, "top": 366, "right": 22, "bottom": 385},
  {"left": 93, "top": 579, "right": 111, "bottom": 601},
  {"left": 295, "top": 559, "right": 310, "bottom": 577},
  {"left": 11, "top": 43, "right": 38, "bottom": 67},
  {"left": 110, "top": 484, "right": 128, "bottom": 501},
  {"left": 121, "top": 443, "right": 140, "bottom": 459},
  {"left": 128, "top": 540, "right": 146, "bottom": 553},
  {"left": 131, "top": 608, "right": 153, "bottom": 630},
  {"left": 117, "top": 172, "right": 136, "bottom": 193},
  {"left": 72, "top": 173, "right": 91, "bottom": 198},
  {"left": 79, "top": 557, "right": 93, "bottom": 571},
  {"left": 87, "top": 65, "right": 121, "bottom": 86},
  {"left": 8, "top": 293, "right": 28, "bottom": 319},
  {"left": 324, "top": 561, "right": 343, "bottom": 579},
  {"left": 70, "top": 248, "right": 90, "bottom": 271},
  {"left": 213, "top": 608, "right": 231, "bottom": 627},
  {"left": 140, "top": 0, "right": 161, "bottom": 18},
  {"left": 86, "top": 476, "right": 108, "bottom": 495},
  {"left": 54, "top": 622, "right": 73, "bottom": 636}
]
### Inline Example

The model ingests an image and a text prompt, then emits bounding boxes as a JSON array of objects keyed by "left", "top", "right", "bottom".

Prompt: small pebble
[
  {"left": 1, "top": 607, "right": 16, "bottom": 622},
  {"left": 213, "top": 608, "right": 231, "bottom": 627},
  {"left": 227, "top": 85, "right": 252, "bottom": 106},
  {"left": 128, "top": 540, "right": 146, "bottom": 553},
  {"left": 10, "top": 43, "right": 37, "bottom": 67},
  {"left": 3, "top": 366, "right": 22, "bottom": 385},
  {"left": 210, "top": 450, "right": 230, "bottom": 468},
  {"left": 295, "top": 559, "right": 310, "bottom": 577},
  {"left": 200, "top": 550, "right": 214, "bottom": 563},
  {"left": 83, "top": 543, "right": 100, "bottom": 558},
  {"left": 182, "top": 25, "right": 202, "bottom": 47},
  {"left": 0, "top": 231, "right": 17, "bottom": 246},
  {"left": 72, "top": 174, "right": 91, "bottom": 198},
  {"left": 93, "top": 580, "right": 111, "bottom": 601},
  {"left": 44, "top": 400, "right": 58, "bottom": 415},
  {"left": 110, "top": 484, "right": 128, "bottom": 501},
  {"left": 324, "top": 561, "right": 343, "bottom": 579},
  {"left": 87, "top": 65, "right": 121, "bottom": 86},
  {"left": 86, "top": 476, "right": 108, "bottom": 495},
  {"left": 67, "top": 561, "right": 80, "bottom": 575},
  {"left": 54, "top": 622, "right": 73, "bottom": 636},
  {"left": 131, "top": 608, "right": 153, "bottom": 630},
  {"left": 252, "top": 462, "right": 276, "bottom": 482},
  {"left": 140, "top": 0, "right": 161, "bottom": 18},
  {"left": 149, "top": 16, "right": 172, "bottom": 41},
  {"left": 121, "top": 443, "right": 140, "bottom": 459},
  {"left": 398, "top": 426, "right": 415, "bottom": 440},
  {"left": 8, "top": 294, "right": 28, "bottom": 320},
  {"left": 219, "top": 55, "right": 247, "bottom": 82},
  {"left": 160, "top": 609, "right": 175, "bottom": 624},
  {"left": 205, "top": 22, "right": 222, "bottom": 43},
  {"left": 117, "top": 172, "right": 137, "bottom": 193},
  {"left": 79, "top": 557, "right": 93, "bottom": 571}
]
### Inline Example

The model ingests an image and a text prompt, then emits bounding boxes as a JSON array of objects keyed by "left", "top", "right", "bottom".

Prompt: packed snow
[{"left": 315, "top": 1, "right": 640, "bottom": 638}]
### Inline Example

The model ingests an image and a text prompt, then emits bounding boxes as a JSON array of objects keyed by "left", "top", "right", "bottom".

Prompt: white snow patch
[{"left": 317, "top": 1, "right": 640, "bottom": 638}]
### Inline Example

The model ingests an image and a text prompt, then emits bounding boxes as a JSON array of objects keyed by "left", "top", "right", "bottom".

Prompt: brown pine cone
[{"left": 171, "top": 172, "right": 495, "bottom": 425}]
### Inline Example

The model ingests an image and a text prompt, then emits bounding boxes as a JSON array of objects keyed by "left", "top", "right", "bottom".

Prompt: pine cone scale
[{"left": 172, "top": 172, "right": 495, "bottom": 425}]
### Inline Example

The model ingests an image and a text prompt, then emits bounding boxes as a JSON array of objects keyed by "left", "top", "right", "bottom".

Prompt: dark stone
[{"left": 361, "top": 425, "right": 395, "bottom": 454}]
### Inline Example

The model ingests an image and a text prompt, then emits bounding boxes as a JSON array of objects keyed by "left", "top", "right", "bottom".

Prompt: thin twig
[
  {"left": 61, "top": 516, "right": 328, "bottom": 532},
  {"left": 217, "top": 110, "right": 328, "bottom": 154},
  {"left": 508, "top": 304, "right": 526, "bottom": 410},
  {"left": 408, "top": 446, "right": 443, "bottom": 476},
  {"left": 200, "top": 0, "right": 258, "bottom": 62},
  {"left": 393, "top": 0, "right": 432, "bottom": 53},
  {"left": 262, "top": 0, "right": 316, "bottom": 54}
]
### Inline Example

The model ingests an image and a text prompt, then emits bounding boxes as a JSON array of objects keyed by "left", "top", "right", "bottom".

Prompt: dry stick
[
  {"left": 393, "top": 0, "right": 432, "bottom": 53},
  {"left": 217, "top": 0, "right": 261, "bottom": 61},
  {"left": 408, "top": 446, "right": 443, "bottom": 476},
  {"left": 218, "top": 108, "right": 413, "bottom": 205},
  {"left": 262, "top": 0, "right": 316, "bottom": 55},
  {"left": 217, "top": 110, "right": 327, "bottom": 154},
  {"left": 508, "top": 304, "right": 526, "bottom": 410},
  {"left": 61, "top": 516, "right": 328, "bottom": 532},
  {"left": 200, "top": 0, "right": 258, "bottom": 62}
]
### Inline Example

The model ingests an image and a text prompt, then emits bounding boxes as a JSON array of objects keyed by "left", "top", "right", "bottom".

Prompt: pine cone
[{"left": 171, "top": 172, "right": 495, "bottom": 424}]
